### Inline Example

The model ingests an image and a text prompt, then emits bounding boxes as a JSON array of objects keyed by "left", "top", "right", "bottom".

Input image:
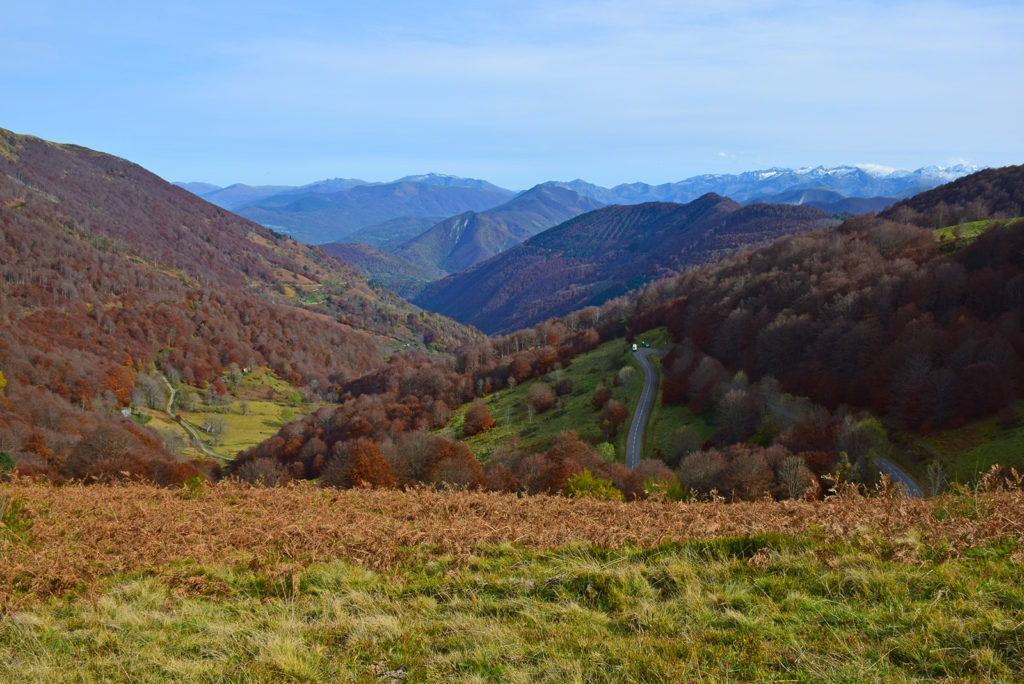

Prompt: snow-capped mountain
[{"left": 542, "top": 164, "right": 980, "bottom": 206}]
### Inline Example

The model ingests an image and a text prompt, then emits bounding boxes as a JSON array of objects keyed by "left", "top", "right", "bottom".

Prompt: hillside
[
  {"left": 236, "top": 180, "right": 515, "bottom": 243},
  {"left": 880, "top": 164, "right": 1024, "bottom": 226},
  {"left": 318, "top": 242, "right": 442, "bottom": 299},
  {"left": 343, "top": 215, "right": 444, "bottom": 249},
  {"left": 238, "top": 166, "right": 1024, "bottom": 502},
  {"left": 3, "top": 480, "right": 1022, "bottom": 680},
  {"left": 395, "top": 184, "right": 605, "bottom": 274},
  {"left": 0, "top": 128, "right": 479, "bottom": 484},
  {"left": 415, "top": 195, "right": 835, "bottom": 333}
]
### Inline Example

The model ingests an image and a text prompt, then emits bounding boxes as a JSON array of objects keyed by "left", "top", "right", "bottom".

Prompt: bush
[
  {"left": 463, "top": 400, "right": 494, "bottom": 436},
  {"left": 528, "top": 383, "right": 556, "bottom": 414},
  {"left": 564, "top": 470, "right": 624, "bottom": 501}
]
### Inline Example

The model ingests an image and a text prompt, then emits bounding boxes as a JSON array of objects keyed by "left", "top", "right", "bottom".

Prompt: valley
[
  {"left": 4, "top": 0, "right": 1021, "bottom": 677},
  {"left": 2, "top": 129, "right": 1022, "bottom": 680}
]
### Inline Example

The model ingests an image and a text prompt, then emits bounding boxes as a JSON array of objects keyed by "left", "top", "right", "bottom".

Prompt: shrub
[
  {"left": 463, "top": 400, "right": 494, "bottom": 436},
  {"left": 528, "top": 382, "right": 556, "bottom": 414},
  {"left": 564, "top": 470, "right": 624, "bottom": 501}
]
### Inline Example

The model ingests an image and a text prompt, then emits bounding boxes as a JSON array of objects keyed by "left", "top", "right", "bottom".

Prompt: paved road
[
  {"left": 625, "top": 348, "right": 663, "bottom": 470},
  {"left": 875, "top": 456, "right": 924, "bottom": 498}
]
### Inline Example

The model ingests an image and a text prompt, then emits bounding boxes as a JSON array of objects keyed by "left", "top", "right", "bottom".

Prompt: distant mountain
[
  {"left": 544, "top": 164, "right": 977, "bottom": 207},
  {"left": 344, "top": 216, "right": 445, "bottom": 249},
  {"left": 746, "top": 187, "right": 898, "bottom": 214},
  {"left": 174, "top": 181, "right": 221, "bottom": 195},
  {"left": 394, "top": 173, "right": 511, "bottom": 193},
  {"left": 394, "top": 184, "right": 605, "bottom": 274},
  {"left": 880, "top": 165, "right": 1024, "bottom": 226},
  {"left": 191, "top": 183, "right": 295, "bottom": 211},
  {"left": 414, "top": 195, "right": 836, "bottom": 333},
  {"left": 253, "top": 178, "right": 370, "bottom": 205},
  {"left": 817, "top": 196, "right": 899, "bottom": 214},
  {"left": 319, "top": 242, "right": 442, "bottom": 299},
  {"left": 236, "top": 180, "right": 515, "bottom": 244}
]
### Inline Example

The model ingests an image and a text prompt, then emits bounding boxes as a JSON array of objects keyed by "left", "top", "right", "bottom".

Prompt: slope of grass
[
  {"left": 440, "top": 327, "right": 708, "bottom": 463},
  {"left": 933, "top": 218, "right": 1017, "bottom": 253},
  {"left": 907, "top": 401, "right": 1024, "bottom": 485},
  {"left": 140, "top": 367, "right": 316, "bottom": 460}
]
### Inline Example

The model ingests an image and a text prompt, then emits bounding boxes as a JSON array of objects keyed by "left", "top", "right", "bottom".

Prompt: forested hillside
[
  {"left": 0, "top": 129, "right": 479, "bottom": 484},
  {"left": 881, "top": 164, "right": 1024, "bottom": 226}
]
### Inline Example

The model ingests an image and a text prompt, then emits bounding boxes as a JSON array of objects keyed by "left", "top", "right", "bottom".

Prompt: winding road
[{"left": 625, "top": 348, "right": 663, "bottom": 470}]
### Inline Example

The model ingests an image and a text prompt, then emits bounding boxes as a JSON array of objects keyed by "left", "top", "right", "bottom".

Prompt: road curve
[
  {"left": 625, "top": 348, "right": 662, "bottom": 470},
  {"left": 875, "top": 456, "right": 924, "bottom": 498}
]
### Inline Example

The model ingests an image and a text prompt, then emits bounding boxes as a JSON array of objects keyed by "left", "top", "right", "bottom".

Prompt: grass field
[
  {"left": 178, "top": 399, "right": 308, "bottom": 459},
  {"left": 141, "top": 367, "right": 315, "bottom": 461},
  {"left": 2, "top": 481, "right": 1023, "bottom": 681},
  {"left": 440, "top": 328, "right": 707, "bottom": 464}
]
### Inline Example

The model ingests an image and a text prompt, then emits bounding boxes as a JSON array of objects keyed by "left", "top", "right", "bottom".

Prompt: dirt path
[{"left": 157, "top": 372, "right": 227, "bottom": 462}]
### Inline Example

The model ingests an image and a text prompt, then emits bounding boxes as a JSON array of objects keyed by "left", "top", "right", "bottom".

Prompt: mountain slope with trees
[
  {"left": 239, "top": 165, "right": 1024, "bottom": 501},
  {"left": 0, "top": 128, "right": 479, "bottom": 484},
  {"left": 880, "top": 164, "right": 1024, "bottom": 226}
]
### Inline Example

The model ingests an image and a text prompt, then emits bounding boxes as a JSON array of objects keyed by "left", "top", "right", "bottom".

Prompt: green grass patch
[
  {"left": 233, "top": 366, "right": 298, "bottom": 400},
  {"left": 907, "top": 400, "right": 1024, "bottom": 484},
  {"left": 933, "top": 218, "right": 1018, "bottom": 253},
  {"left": 180, "top": 399, "right": 309, "bottom": 459},
  {"left": 3, "top": 535, "right": 1022, "bottom": 681}
]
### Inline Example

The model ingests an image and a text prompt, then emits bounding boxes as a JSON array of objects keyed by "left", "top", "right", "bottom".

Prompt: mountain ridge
[{"left": 414, "top": 194, "right": 836, "bottom": 333}]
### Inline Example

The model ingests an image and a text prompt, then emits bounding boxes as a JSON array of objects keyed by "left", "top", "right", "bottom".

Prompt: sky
[{"left": 2, "top": 1, "right": 1022, "bottom": 189}]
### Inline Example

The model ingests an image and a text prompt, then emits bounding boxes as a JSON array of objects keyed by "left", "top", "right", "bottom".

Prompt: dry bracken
[{"left": 2, "top": 478, "right": 1022, "bottom": 611}]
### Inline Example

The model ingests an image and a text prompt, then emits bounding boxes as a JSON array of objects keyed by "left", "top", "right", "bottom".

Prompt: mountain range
[
  {"left": 177, "top": 164, "right": 975, "bottom": 247},
  {"left": 541, "top": 165, "right": 975, "bottom": 206},
  {"left": 319, "top": 184, "right": 603, "bottom": 297}
]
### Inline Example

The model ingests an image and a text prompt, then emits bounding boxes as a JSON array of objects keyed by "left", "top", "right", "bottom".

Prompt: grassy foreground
[{"left": 2, "top": 481, "right": 1023, "bottom": 681}]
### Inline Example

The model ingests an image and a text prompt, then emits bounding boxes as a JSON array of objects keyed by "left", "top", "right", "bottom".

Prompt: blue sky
[{"left": 2, "top": 1, "right": 1022, "bottom": 189}]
